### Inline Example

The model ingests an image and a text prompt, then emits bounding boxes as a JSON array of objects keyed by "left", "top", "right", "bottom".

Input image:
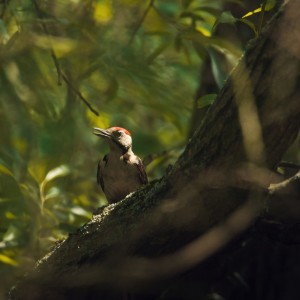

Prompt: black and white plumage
[{"left": 94, "top": 126, "right": 148, "bottom": 204}]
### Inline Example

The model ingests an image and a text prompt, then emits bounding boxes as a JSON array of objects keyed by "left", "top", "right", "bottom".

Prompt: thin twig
[
  {"left": 32, "top": 0, "right": 99, "bottom": 116},
  {"left": 61, "top": 73, "right": 99, "bottom": 116},
  {"left": 277, "top": 161, "right": 300, "bottom": 170},
  {"left": 50, "top": 50, "right": 63, "bottom": 85},
  {"left": 269, "top": 170, "right": 300, "bottom": 194},
  {"left": 258, "top": 0, "right": 268, "bottom": 36},
  {"left": 128, "top": 0, "right": 155, "bottom": 45}
]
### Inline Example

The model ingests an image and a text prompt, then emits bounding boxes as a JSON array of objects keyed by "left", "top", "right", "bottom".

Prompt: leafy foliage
[{"left": 0, "top": 0, "right": 278, "bottom": 297}]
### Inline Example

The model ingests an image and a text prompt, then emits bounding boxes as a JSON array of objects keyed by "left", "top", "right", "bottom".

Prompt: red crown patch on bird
[{"left": 111, "top": 127, "right": 131, "bottom": 136}]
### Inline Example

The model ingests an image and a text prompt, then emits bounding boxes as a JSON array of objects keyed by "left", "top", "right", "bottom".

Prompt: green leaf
[
  {"left": 217, "top": 11, "right": 237, "bottom": 25},
  {"left": 180, "top": 11, "right": 206, "bottom": 22},
  {"left": 40, "top": 165, "right": 70, "bottom": 208},
  {"left": 0, "top": 164, "right": 14, "bottom": 177},
  {"left": 194, "top": 6, "right": 221, "bottom": 17},
  {"left": 197, "top": 94, "right": 217, "bottom": 109},
  {"left": 208, "top": 48, "right": 229, "bottom": 88}
]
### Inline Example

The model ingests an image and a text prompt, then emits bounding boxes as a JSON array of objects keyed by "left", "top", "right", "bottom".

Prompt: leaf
[
  {"left": 217, "top": 11, "right": 237, "bottom": 25},
  {"left": 0, "top": 164, "right": 14, "bottom": 177},
  {"left": 197, "top": 94, "right": 217, "bottom": 109},
  {"left": 43, "top": 165, "right": 70, "bottom": 184},
  {"left": 196, "top": 25, "right": 211, "bottom": 37},
  {"left": 0, "top": 254, "right": 18, "bottom": 266},
  {"left": 209, "top": 48, "right": 229, "bottom": 88},
  {"left": 180, "top": 11, "right": 206, "bottom": 22},
  {"left": 181, "top": 29, "right": 209, "bottom": 46},
  {"left": 194, "top": 6, "right": 221, "bottom": 15},
  {"left": 5, "top": 211, "right": 17, "bottom": 219},
  {"left": 93, "top": 1, "right": 113, "bottom": 24},
  {"left": 242, "top": 0, "right": 276, "bottom": 19},
  {"left": 40, "top": 165, "right": 70, "bottom": 208},
  {"left": 239, "top": 19, "right": 258, "bottom": 37},
  {"left": 70, "top": 206, "right": 92, "bottom": 218},
  {"left": 2, "top": 225, "right": 18, "bottom": 244},
  {"left": 33, "top": 35, "right": 77, "bottom": 57}
]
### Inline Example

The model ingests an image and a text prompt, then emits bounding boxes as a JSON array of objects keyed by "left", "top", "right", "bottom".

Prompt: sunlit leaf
[
  {"left": 40, "top": 165, "right": 70, "bottom": 208},
  {"left": 2, "top": 225, "right": 18, "bottom": 243},
  {"left": 180, "top": 11, "right": 206, "bottom": 22},
  {"left": 93, "top": 1, "right": 113, "bottom": 24},
  {"left": 43, "top": 165, "right": 70, "bottom": 184},
  {"left": 70, "top": 206, "right": 92, "bottom": 218},
  {"left": 196, "top": 25, "right": 211, "bottom": 37},
  {"left": 5, "top": 211, "right": 17, "bottom": 219},
  {"left": 194, "top": 6, "right": 221, "bottom": 17},
  {"left": 242, "top": 0, "right": 276, "bottom": 18},
  {"left": 33, "top": 35, "right": 77, "bottom": 58},
  {"left": 0, "top": 254, "right": 18, "bottom": 266},
  {"left": 44, "top": 187, "right": 60, "bottom": 201}
]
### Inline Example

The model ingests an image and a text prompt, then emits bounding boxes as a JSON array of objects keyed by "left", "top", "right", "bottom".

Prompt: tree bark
[{"left": 11, "top": 1, "right": 300, "bottom": 299}]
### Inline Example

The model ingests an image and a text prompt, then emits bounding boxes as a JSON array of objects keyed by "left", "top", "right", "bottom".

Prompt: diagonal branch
[
  {"left": 32, "top": 0, "right": 99, "bottom": 116},
  {"left": 269, "top": 170, "right": 300, "bottom": 194},
  {"left": 61, "top": 72, "right": 99, "bottom": 116},
  {"left": 128, "top": 0, "right": 155, "bottom": 45}
]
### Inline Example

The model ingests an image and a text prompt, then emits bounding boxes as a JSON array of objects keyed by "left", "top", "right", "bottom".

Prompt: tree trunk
[{"left": 11, "top": 1, "right": 300, "bottom": 299}]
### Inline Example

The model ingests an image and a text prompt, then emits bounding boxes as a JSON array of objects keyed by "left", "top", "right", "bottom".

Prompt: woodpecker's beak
[{"left": 93, "top": 128, "right": 112, "bottom": 139}]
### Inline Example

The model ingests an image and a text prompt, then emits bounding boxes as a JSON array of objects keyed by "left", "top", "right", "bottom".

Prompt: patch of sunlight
[
  {"left": 93, "top": 1, "right": 113, "bottom": 24},
  {"left": 196, "top": 25, "right": 211, "bottom": 37},
  {"left": 87, "top": 110, "right": 110, "bottom": 129}
]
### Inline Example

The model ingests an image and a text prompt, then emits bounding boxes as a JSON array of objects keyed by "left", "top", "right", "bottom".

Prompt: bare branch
[
  {"left": 269, "top": 170, "right": 300, "bottom": 194},
  {"left": 258, "top": 0, "right": 268, "bottom": 36},
  {"left": 61, "top": 73, "right": 99, "bottom": 116},
  {"left": 32, "top": 0, "right": 99, "bottom": 116}
]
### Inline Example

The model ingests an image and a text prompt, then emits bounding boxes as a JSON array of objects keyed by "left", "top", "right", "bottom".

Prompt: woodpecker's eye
[{"left": 113, "top": 131, "right": 122, "bottom": 138}]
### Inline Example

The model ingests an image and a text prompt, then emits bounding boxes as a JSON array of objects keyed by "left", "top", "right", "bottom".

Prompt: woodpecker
[{"left": 93, "top": 126, "right": 148, "bottom": 204}]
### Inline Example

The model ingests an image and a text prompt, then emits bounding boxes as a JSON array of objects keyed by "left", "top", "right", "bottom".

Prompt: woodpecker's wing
[
  {"left": 97, "top": 161, "right": 104, "bottom": 191},
  {"left": 97, "top": 155, "right": 107, "bottom": 192},
  {"left": 135, "top": 158, "right": 148, "bottom": 185}
]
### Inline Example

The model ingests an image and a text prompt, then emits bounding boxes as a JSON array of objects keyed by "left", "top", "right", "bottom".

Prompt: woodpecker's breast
[{"left": 100, "top": 152, "right": 143, "bottom": 203}]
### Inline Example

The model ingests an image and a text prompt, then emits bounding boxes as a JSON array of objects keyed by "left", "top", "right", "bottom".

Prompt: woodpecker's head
[{"left": 93, "top": 126, "right": 132, "bottom": 153}]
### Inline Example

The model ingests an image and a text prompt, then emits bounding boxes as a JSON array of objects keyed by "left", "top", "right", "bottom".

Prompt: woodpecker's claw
[{"left": 93, "top": 128, "right": 111, "bottom": 138}]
